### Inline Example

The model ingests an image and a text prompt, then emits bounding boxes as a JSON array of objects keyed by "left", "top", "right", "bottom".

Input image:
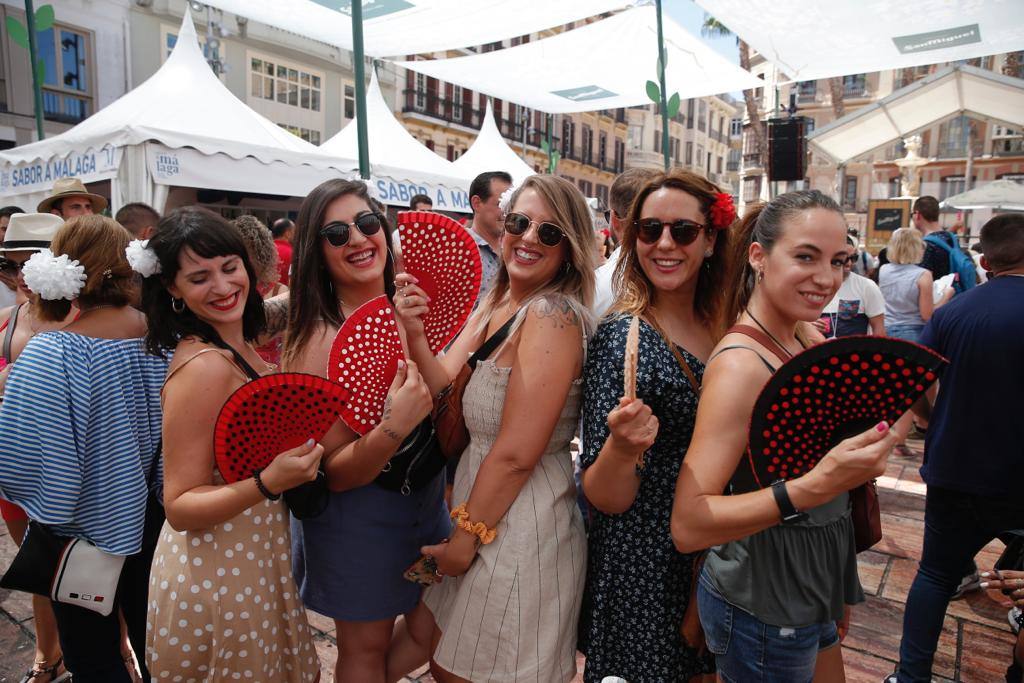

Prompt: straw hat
[
  {"left": 1, "top": 213, "right": 64, "bottom": 252},
  {"left": 36, "top": 177, "right": 108, "bottom": 214}
]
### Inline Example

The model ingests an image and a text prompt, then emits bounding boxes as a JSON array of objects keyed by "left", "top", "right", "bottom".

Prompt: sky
[{"left": 664, "top": 0, "right": 740, "bottom": 65}]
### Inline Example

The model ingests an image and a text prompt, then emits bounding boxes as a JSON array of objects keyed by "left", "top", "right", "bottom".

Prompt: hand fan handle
[{"left": 623, "top": 316, "right": 640, "bottom": 402}]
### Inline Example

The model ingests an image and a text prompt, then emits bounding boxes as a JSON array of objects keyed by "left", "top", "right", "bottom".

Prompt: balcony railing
[
  {"left": 42, "top": 89, "right": 90, "bottom": 125},
  {"left": 726, "top": 160, "right": 740, "bottom": 171},
  {"left": 935, "top": 140, "right": 985, "bottom": 159},
  {"left": 993, "top": 138, "right": 1024, "bottom": 156},
  {"left": 404, "top": 89, "right": 552, "bottom": 148}
]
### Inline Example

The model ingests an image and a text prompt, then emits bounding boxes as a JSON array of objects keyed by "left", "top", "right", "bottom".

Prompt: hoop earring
[
  {"left": 171, "top": 297, "right": 185, "bottom": 314},
  {"left": 561, "top": 261, "right": 573, "bottom": 275}
]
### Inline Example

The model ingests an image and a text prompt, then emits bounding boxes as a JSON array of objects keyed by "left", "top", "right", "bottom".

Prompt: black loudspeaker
[{"left": 768, "top": 117, "right": 807, "bottom": 182}]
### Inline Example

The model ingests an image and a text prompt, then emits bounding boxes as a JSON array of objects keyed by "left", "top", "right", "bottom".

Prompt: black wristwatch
[{"left": 771, "top": 479, "right": 807, "bottom": 525}]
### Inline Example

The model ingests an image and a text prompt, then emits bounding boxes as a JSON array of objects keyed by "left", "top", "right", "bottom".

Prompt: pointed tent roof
[
  {"left": 0, "top": 13, "right": 352, "bottom": 170},
  {"left": 452, "top": 101, "right": 536, "bottom": 185},
  {"left": 320, "top": 70, "right": 467, "bottom": 190}
]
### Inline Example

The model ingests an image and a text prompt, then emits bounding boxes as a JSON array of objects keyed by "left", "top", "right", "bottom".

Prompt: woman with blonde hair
[
  {"left": 577, "top": 170, "right": 733, "bottom": 682},
  {"left": 395, "top": 174, "right": 596, "bottom": 682},
  {"left": 879, "top": 227, "right": 952, "bottom": 343},
  {"left": 0, "top": 215, "right": 167, "bottom": 682}
]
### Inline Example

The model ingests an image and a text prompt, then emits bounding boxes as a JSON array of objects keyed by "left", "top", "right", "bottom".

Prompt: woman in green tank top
[{"left": 671, "top": 190, "right": 898, "bottom": 683}]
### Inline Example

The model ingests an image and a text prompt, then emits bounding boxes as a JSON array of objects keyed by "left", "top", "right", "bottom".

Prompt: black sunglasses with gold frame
[
  {"left": 319, "top": 212, "right": 384, "bottom": 247},
  {"left": 634, "top": 218, "right": 708, "bottom": 246}
]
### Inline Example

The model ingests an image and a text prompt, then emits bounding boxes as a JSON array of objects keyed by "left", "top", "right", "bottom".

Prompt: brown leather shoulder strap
[{"left": 724, "top": 324, "right": 790, "bottom": 366}]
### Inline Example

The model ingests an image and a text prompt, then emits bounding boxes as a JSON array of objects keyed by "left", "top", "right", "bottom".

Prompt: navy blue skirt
[{"left": 291, "top": 471, "right": 450, "bottom": 622}]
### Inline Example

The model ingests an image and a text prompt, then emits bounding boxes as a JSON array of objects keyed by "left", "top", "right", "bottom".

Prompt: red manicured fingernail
[{"left": 876, "top": 422, "right": 889, "bottom": 432}]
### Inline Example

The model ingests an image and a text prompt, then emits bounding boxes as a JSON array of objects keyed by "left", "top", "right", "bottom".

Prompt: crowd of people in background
[{"left": 0, "top": 168, "right": 1020, "bottom": 683}]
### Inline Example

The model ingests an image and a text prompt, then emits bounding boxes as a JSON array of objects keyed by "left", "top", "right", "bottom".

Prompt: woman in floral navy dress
[{"left": 578, "top": 171, "right": 735, "bottom": 683}]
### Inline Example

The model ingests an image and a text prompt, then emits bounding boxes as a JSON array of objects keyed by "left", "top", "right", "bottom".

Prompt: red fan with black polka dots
[
  {"left": 327, "top": 295, "right": 404, "bottom": 435},
  {"left": 397, "top": 210, "right": 482, "bottom": 354},
  {"left": 746, "top": 336, "right": 946, "bottom": 487},
  {"left": 214, "top": 373, "right": 349, "bottom": 484}
]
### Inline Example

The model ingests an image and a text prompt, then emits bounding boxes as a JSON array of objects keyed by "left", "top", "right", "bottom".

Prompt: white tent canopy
[
  {"left": 452, "top": 101, "right": 536, "bottom": 185},
  {"left": 0, "top": 13, "right": 354, "bottom": 211},
  {"left": 941, "top": 179, "right": 1024, "bottom": 211},
  {"left": 200, "top": 0, "right": 628, "bottom": 57},
  {"left": 808, "top": 65, "right": 1024, "bottom": 164},
  {"left": 393, "top": 5, "right": 762, "bottom": 113},
  {"left": 694, "top": 0, "right": 1024, "bottom": 82},
  {"left": 320, "top": 69, "right": 469, "bottom": 209}
]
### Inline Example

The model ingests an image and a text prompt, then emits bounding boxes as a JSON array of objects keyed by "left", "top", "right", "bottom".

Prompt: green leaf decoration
[
  {"left": 540, "top": 139, "right": 550, "bottom": 154},
  {"left": 667, "top": 92, "right": 681, "bottom": 119},
  {"left": 34, "top": 5, "right": 55, "bottom": 32},
  {"left": 6, "top": 17, "right": 28, "bottom": 50},
  {"left": 36, "top": 57, "right": 46, "bottom": 82},
  {"left": 549, "top": 150, "right": 561, "bottom": 173},
  {"left": 646, "top": 80, "right": 660, "bottom": 104}
]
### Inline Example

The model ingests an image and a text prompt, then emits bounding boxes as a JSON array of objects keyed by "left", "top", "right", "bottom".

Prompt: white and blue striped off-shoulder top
[{"left": 0, "top": 332, "right": 168, "bottom": 555}]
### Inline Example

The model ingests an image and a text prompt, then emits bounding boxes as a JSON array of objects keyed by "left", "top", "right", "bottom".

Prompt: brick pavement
[{"left": 0, "top": 438, "right": 1017, "bottom": 682}]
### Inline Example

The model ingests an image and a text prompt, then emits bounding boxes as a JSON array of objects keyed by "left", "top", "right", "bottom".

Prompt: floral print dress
[{"left": 578, "top": 315, "right": 714, "bottom": 683}]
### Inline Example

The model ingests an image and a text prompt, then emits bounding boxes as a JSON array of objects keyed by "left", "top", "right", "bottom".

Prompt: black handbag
[{"left": 374, "top": 417, "right": 446, "bottom": 495}]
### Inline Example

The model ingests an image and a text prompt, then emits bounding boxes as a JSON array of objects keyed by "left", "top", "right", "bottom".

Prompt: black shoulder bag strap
[
  {"left": 3, "top": 303, "right": 23, "bottom": 364},
  {"left": 467, "top": 314, "right": 518, "bottom": 370}
]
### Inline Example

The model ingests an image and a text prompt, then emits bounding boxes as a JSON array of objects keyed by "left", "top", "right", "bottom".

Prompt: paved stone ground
[{"left": 0, "top": 436, "right": 1017, "bottom": 682}]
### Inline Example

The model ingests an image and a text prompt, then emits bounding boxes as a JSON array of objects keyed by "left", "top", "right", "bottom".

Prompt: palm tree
[
  {"left": 827, "top": 77, "right": 846, "bottom": 118},
  {"left": 701, "top": 16, "right": 766, "bottom": 170}
]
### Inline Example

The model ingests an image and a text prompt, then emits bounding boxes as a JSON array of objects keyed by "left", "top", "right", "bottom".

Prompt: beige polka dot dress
[{"left": 146, "top": 491, "right": 319, "bottom": 681}]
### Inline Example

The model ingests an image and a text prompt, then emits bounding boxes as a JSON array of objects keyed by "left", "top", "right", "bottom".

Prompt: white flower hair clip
[
  {"left": 498, "top": 185, "right": 518, "bottom": 216},
  {"left": 126, "top": 239, "right": 162, "bottom": 277},
  {"left": 22, "top": 249, "right": 87, "bottom": 301}
]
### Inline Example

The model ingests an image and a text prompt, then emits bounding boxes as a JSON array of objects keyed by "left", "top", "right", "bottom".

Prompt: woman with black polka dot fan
[{"left": 672, "top": 190, "right": 899, "bottom": 682}]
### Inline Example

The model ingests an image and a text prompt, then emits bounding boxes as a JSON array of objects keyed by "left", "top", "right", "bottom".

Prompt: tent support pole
[
  {"left": 24, "top": 0, "right": 45, "bottom": 141},
  {"left": 546, "top": 113, "right": 553, "bottom": 174},
  {"left": 351, "top": 0, "right": 370, "bottom": 179},
  {"left": 655, "top": 0, "right": 669, "bottom": 171}
]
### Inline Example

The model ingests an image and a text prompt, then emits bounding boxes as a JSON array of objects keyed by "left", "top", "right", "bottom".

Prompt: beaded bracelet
[
  {"left": 253, "top": 468, "right": 281, "bottom": 501},
  {"left": 449, "top": 503, "right": 497, "bottom": 545}
]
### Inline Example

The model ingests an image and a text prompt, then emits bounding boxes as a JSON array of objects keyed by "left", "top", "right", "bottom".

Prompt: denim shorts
[
  {"left": 886, "top": 324, "right": 925, "bottom": 343},
  {"left": 697, "top": 575, "right": 839, "bottom": 683}
]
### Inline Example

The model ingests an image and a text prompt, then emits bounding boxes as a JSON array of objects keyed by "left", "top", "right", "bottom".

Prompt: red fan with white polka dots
[
  {"left": 397, "top": 210, "right": 482, "bottom": 353},
  {"left": 214, "top": 373, "right": 349, "bottom": 484},
  {"left": 327, "top": 295, "right": 404, "bottom": 435},
  {"left": 745, "top": 336, "right": 946, "bottom": 487}
]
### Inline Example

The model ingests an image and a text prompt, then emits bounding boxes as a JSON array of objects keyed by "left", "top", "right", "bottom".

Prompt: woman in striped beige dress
[{"left": 395, "top": 174, "right": 597, "bottom": 682}]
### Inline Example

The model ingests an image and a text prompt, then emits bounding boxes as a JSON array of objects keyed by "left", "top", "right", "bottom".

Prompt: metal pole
[
  {"left": 655, "top": 0, "right": 669, "bottom": 171},
  {"left": 350, "top": 0, "right": 370, "bottom": 179},
  {"left": 546, "top": 113, "right": 553, "bottom": 174},
  {"left": 24, "top": 0, "right": 45, "bottom": 140}
]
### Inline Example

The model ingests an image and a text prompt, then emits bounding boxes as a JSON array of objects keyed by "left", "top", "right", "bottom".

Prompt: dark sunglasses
[
  {"left": 319, "top": 212, "right": 383, "bottom": 247},
  {"left": 0, "top": 258, "right": 24, "bottom": 274},
  {"left": 503, "top": 212, "right": 565, "bottom": 247},
  {"left": 635, "top": 218, "right": 707, "bottom": 246}
]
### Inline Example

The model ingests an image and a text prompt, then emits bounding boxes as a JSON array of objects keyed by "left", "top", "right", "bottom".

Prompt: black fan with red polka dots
[
  {"left": 214, "top": 373, "right": 349, "bottom": 484},
  {"left": 746, "top": 336, "right": 946, "bottom": 487},
  {"left": 327, "top": 295, "right": 404, "bottom": 435},
  {"left": 397, "top": 210, "right": 482, "bottom": 353}
]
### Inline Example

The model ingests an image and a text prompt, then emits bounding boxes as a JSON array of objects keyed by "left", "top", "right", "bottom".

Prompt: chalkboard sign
[
  {"left": 873, "top": 208, "right": 904, "bottom": 232},
  {"left": 866, "top": 199, "right": 912, "bottom": 252}
]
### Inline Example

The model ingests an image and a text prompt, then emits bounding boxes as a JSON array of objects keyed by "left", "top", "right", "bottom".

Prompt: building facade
[
  {"left": 738, "top": 48, "right": 1024, "bottom": 235},
  {"left": 625, "top": 94, "right": 740, "bottom": 198}
]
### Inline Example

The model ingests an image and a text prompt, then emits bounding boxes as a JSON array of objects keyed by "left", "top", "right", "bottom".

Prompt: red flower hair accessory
[{"left": 710, "top": 192, "right": 736, "bottom": 229}]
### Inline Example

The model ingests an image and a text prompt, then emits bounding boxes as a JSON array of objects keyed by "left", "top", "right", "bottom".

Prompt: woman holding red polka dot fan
[
  {"left": 141, "top": 207, "right": 321, "bottom": 681},
  {"left": 671, "top": 190, "right": 903, "bottom": 683}
]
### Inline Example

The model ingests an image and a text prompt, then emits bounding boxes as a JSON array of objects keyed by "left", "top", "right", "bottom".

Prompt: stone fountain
[{"left": 894, "top": 134, "right": 928, "bottom": 198}]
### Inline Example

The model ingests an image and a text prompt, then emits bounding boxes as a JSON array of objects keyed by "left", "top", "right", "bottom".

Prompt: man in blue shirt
[{"left": 891, "top": 213, "right": 1024, "bottom": 682}]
